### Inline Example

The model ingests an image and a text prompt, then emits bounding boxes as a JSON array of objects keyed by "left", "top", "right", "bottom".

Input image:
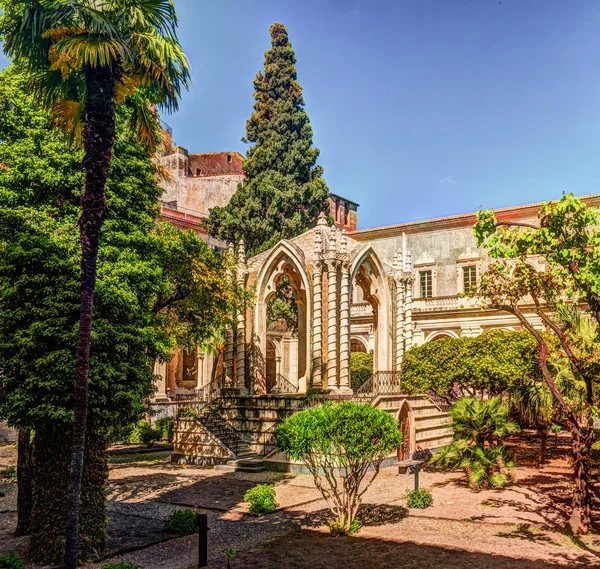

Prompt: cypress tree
[{"left": 206, "top": 22, "right": 329, "bottom": 257}]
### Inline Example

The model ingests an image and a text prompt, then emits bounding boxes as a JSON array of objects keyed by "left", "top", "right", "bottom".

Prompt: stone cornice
[{"left": 350, "top": 194, "right": 600, "bottom": 241}]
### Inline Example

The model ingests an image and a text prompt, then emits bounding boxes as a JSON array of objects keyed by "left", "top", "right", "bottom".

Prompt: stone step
[{"left": 214, "top": 461, "right": 266, "bottom": 473}]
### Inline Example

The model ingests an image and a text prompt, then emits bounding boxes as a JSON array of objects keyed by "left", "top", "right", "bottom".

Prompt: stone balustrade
[{"left": 350, "top": 302, "right": 373, "bottom": 317}]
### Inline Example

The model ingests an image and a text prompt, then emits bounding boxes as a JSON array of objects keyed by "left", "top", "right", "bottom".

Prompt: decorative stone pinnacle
[
  {"left": 340, "top": 229, "right": 347, "bottom": 254},
  {"left": 238, "top": 239, "right": 246, "bottom": 265},
  {"left": 317, "top": 211, "right": 328, "bottom": 226},
  {"left": 405, "top": 251, "right": 412, "bottom": 272},
  {"left": 314, "top": 225, "right": 323, "bottom": 255}
]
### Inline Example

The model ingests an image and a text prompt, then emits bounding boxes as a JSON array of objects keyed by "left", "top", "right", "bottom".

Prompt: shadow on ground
[{"left": 230, "top": 529, "right": 596, "bottom": 569}]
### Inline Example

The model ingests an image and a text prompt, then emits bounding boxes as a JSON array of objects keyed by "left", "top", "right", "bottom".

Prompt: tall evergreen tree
[{"left": 206, "top": 22, "right": 329, "bottom": 257}]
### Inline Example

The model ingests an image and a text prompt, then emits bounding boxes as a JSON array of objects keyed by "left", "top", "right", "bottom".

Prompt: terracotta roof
[{"left": 350, "top": 194, "right": 600, "bottom": 240}]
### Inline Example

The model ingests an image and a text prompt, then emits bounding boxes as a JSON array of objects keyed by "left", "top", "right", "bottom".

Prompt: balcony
[
  {"left": 351, "top": 302, "right": 373, "bottom": 318},
  {"left": 412, "top": 295, "right": 480, "bottom": 313}
]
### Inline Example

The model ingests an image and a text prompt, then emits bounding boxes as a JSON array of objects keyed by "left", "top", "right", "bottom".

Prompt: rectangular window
[
  {"left": 463, "top": 265, "right": 477, "bottom": 293},
  {"left": 419, "top": 270, "right": 432, "bottom": 298}
]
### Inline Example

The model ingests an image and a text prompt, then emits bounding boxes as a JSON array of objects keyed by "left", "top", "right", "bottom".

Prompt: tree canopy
[
  {"left": 0, "top": 65, "right": 243, "bottom": 432},
  {"left": 399, "top": 329, "right": 540, "bottom": 398},
  {"left": 473, "top": 192, "right": 600, "bottom": 535},
  {"left": 205, "top": 22, "right": 329, "bottom": 257}
]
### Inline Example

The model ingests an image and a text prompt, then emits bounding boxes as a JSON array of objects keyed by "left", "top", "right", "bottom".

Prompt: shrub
[
  {"left": 350, "top": 352, "right": 373, "bottom": 391},
  {"left": 154, "top": 417, "right": 175, "bottom": 442},
  {"left": 0, "top": 551, "right": 25, "bottom": 569},
  {"left": 277, "top": 402, "right": 402, "bottom": 535},
  {"left": 432, "top": 397, "right": 518, "bottom": 489},
  {"left": 134, "top": 422, "right": 162, "bottom": 447},
  {"left": 406, "top": 488, "right": 433, "bottom": 509},
  {"left": 107, "top": 424, "right": 135, "bottom": 444},
  {"left": 244, "top": 484, "right": 277, "bottom": 514},
  {"left": 165, "top": 509, "right": 199, "bottom": 534},
  {"left": 0, "top": 465, "right": 17, "bottom": 479},
  {"left": 102, "top": 562, "right": 144, "bottom": 569},
  {"left": 327, "top": 517, "right": 362, "bottom": 535}
]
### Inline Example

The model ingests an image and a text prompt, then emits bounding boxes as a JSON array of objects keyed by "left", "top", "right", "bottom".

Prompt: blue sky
[{"left": 2, "top": 0, "right": 600, "bottom": 229}]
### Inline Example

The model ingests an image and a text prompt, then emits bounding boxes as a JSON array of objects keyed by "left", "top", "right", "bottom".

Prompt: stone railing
[
  {"left": 412, "top": 295, "right": 479, "bottom": 313},
  {"left": 351, "top": 302, "right": 373, "bottom": 318}
]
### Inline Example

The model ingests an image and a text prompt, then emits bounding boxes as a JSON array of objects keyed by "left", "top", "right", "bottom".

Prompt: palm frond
[
  {"left": 129, "top": 100, "right": 160, "bottom": 152},
  {"left": 131, "top": 29, "right": 190, "bottom": 112},
  {"left": 51, "top": 99, "right": 85, "bottom": 148},
  {"left": 113, "top": 0, "right": 178, "bottom": 38},
  {"left": 53, "top": 34, "right": 129, "bottom": 68}
]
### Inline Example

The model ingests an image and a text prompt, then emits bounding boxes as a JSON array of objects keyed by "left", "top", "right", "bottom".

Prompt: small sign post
[{"left": 197, "top": 513, "right": 208, "bottom": 568}]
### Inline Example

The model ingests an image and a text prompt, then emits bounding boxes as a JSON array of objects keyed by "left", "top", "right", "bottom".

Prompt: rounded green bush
[
  {"left": 165, "top": 508, "right": 199, "bottom": 534},
  {"left": 0, "top": 551, "right": 25, "bottom": 569},
  {"left": 406, "top": 488, "right": 433, "bottom": 509},
  {"left": 244, "top": 484, "right": 277, "bottom": 514}
]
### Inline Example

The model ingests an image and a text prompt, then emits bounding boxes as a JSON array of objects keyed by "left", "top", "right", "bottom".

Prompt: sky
[{"left": 1, "top": 0, "right": 600, "bottom": 230}]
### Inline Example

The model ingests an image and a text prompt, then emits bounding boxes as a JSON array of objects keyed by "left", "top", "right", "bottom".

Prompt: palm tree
[
  {"left": 0, "top": 2, "right": 189, "bottom": 566},
  {"left": 432, "top": 397, "right": 520, "bottom": 489},
  {"left": 510, "top": 384, "right": 554, "bottom": 465}
]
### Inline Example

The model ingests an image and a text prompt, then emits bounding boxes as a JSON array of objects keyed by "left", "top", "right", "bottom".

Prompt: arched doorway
[
  {"left": 256, "top": 247, "right": 310, "bottom": 393},
  {"left": 266, "top": 340, "right": 277, "bottom": 393},
  {"left": 397, "top": 402, "right": 413, "bottom": 461},
  {"left": 351, "top": 250, "right": 391, "bottom": 373}
]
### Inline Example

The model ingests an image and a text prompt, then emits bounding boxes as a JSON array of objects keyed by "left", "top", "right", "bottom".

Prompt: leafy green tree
[
  {"left": 0, "top": 2, "right": 190, "bottom": 565},
  {"left": 473, "top": 192, "right": 600, "bottom": 534},
  {"left": 399, "top": 330, "right": 539, "bottom": 399},
  {"left": 432, "top": 397, "right": 519, "bottom": 489},
  {"left": 206, "top": 22, "right": 329, "bottom": 256},
  {"left": 277, "top": 402, "right": 402, "bottom": 534},
  {"left": 350, "top": 352, "right": 373, "bottom": 391},
  {"left": 0, "top": 66, "right": 240, "bottom": 564}
]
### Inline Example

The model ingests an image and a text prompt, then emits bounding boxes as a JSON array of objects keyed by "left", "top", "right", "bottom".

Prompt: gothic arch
[
  {"left": 396, "top": 400, "right": 415, "bottom": 461},
  {"left": 254, "top": 241, "right": 312, "bottom": 394},
  {"left": 350, "top": 246, "right": 392, "bottom": 371}
]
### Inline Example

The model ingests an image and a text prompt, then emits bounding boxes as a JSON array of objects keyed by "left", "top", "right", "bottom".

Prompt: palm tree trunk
[
  {"left": 64, "top": 64, "right": 118, "bottom": 569},
  {"left": 15, "top": 427, "right": 33, "bottom": 536}
]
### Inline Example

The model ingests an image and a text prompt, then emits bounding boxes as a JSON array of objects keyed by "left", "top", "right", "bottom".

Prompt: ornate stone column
[
  {"left": 338, "top": 262, "right": 351, "bottom": 391},
  {"left": 311, "top": 261, "right": 323, "bottom": 388},
  {"left": 395, "top": 279, "right": 405, "bottom": 370},
  {"left": 326, "top": 259, "right": 339, "bottom": 390},
  {"left": 404, "top": 253, "right": 413, "bottom": 351},
  {"left": 235, "top": 240, "right": 247, "bottom": 390},
  {"left": 224, "top": 328, "right": 234, "bottom": 386}
]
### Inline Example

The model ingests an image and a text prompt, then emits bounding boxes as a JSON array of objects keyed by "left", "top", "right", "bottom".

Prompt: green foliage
[
  {"left": 406, "top": 488, "right": 433, "bottom": 509},
  {"left": 550, "top": 424, "right": 562, "bottom": 435},
  {"left": 102, "top": 562, "right": 144, "bottom": 569},
  {"left": 267, "top": 276, "right": 298, "bottom": 332},
  {"left": 134, "top": 422, "right": 162, "bottom": 447},
  {"left": 0, "top": 465, "right": 16, "bottom": 478},
  {"left": 165, "top": 509, "right": 199, "bottom": 534},
  {"left": 327, "top": 517, "right": 362, "bottom": 536},
  {"left": 400, "top": 330, "right": 539, "bottom": 397},
  {"left": 432, "top": 397, "right": 518, "bottom": 489},
  {"left": 434, "top": 440, "right": 515, "bottom": 489},
  {"left": 0, "top": 67, "right": 245, "bottom": 433},
  {"left": 277, "top": 402, "right": 402, "bottom": 534},
  {"left": 0, "top": 0, "right": 190, "bottom": 138},
  {"left": 206, "top": 22, "right": 329, "bottom": 256},
  {"left": 244, "top": 484, "right": 277, "bottom": 514},
  {"left": 350, "top": 352, "right": 373, "bottom": 391},
  {"left": 0, "top": 551, "right": 25, "bottom": 569},
  {"left": 449, "top": 397, "right": 520, "bottom": 445},
  {"left": 154, "top": 417, "right": 175, "bottom": 443}
]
